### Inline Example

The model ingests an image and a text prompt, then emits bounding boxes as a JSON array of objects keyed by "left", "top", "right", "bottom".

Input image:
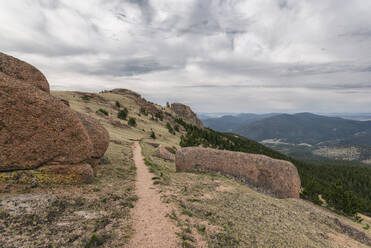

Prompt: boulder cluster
[
  {"left": 176, "top": 147, "right": 301, "bottom": 198},
  {"left": 0, "top": 52, "right": 109, "bottom": 184}
]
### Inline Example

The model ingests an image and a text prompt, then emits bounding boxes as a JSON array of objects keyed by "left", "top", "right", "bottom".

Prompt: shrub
[
  {"left": 174, "top": 125, "right": 180, "bottom": 132},
  {"left": 166, "top": 122, "right": 175, "bottom": 135},
  {"left": 140, "top": 107, "right": 148, "bottom": 116},
  {"left": 84, "top": 233, "right": 110, "bottom": 248},
  {"left": 128, "top": 118, "right": 137, "bottom": 127},
  {"left": 118, "top": 108, "right": 128, "bottom": 120},
  {"left": 150, "top": 131, "right": 156, "bottom": 139},
  {"left": 324, "top": 182, "right": 360, "bottom": 216},
  {"left": 155, "top": 112, "right": 164, "bottom": 121},
  {"left": 97, "top": 108, "right": 108, "bottom": 116},
  {"left": 115, "top": 101, "right": 121, "bottom": 108},
  {"left": 364, "top": 224, "right": 370, "bottom": 230},
  {"left": 81, "top": 95, "right": 92, "bottom": 101}
]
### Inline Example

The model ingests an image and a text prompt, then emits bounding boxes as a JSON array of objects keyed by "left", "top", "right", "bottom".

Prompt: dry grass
[
  {"left": 141, "top": 142, "right": 370, "bottom": 248},
  {"left": 1, "top": 90, "right": 369, "bottom": 247},
  {"left": 0, "top": 140, "right": 136, "bottom": 247}
]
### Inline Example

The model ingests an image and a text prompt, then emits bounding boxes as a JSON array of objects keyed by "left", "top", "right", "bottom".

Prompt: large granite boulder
[
  {"left": 0, "top": 52, "right": 50, "bottom": 93},
  {"left": 0, "top": 53, "right": 109, "bottom": 184},
  {"left": 0, "top": 75, "right": 93, "bottom": 171},
  {"left": 176, "top": 147, "right": 301, "bottom": 198}
]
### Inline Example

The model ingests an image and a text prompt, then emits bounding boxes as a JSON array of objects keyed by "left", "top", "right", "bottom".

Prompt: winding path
[{"left": 127, "top": 142, "right": 179, "bottom": 248}]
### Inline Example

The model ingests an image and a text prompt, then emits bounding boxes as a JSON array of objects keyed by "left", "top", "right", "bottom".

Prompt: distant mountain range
[
  {"left": 202, "top": 113, "right": 279, "bottom": 132},
  {"left": 203, "top": 112, "right": 371, "bottom": 164},
  {"left": 203, "top": 112, "right": 371, "bottom": 145}
]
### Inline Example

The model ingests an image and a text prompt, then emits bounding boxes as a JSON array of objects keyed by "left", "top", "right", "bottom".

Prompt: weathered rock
[
  {"left": 58, "top": 98, "right": 70, "bottom": 106},
  {"left": 108, "top": 88, "right": 141, "bottom": 98},
  {"left": 155, "top": 145, "right": 175, "bottom": 162},
  {"left": 75, "top": 92, "right": 108, "bottom": 103},
  {"left": 0, "top": 52, "right": 109, "bottom": 184},
  {"left": 0, "top": 52, "right": 49, "bottom": 92},
  {"left": 76, "top": 112, "right": 109, "bottom": 165},
  {"left": 0, "top": 74, "right": 93, "bottom": 171},
  {"left": 110, "top": 139, "right": 122, "bottom": 145},
  {"left": 146, "top": 142, "right": 160, "bottom": 148},
  {"left": 109, "top": 119, "right": 129, "bottom": 129},
  {"left": 176, "top": 147, "right": 301, "bottom": 198},
  {"left": 171, "top": 103, "right": 203, "bottom": 128}
]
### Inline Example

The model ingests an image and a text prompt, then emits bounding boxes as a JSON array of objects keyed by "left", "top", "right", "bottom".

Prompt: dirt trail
[{"left": 128, "top": 142, "right": 179, "bottom": 248}]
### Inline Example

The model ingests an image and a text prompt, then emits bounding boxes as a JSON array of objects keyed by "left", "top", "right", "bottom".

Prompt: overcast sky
[{"left": 1, "top": 0, "right": 371, "bottom": 113}]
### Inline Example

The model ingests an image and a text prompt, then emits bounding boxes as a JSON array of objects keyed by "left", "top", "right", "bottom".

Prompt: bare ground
[{"left": 128, "top": 142, "right": 179, "bottom": 248}]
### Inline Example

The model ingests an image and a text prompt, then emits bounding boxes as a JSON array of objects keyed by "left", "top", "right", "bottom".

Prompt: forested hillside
[
  {"left": 176, "top": 118, "right": 371, "bottom": 217},
  {"left": 236, "top": 113, "right": 371, "bottom": 146}
]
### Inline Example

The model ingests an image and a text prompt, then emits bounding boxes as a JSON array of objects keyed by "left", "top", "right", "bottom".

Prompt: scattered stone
[
  {"left": 110, "top": 139, "right": 122, "bottom": 145},
  {"left": 96, "top": 110, "right": 109, "bottom": 118},
  {"left": 146, "top": 142, "right": 160, "bottom": 148},
  {"left": 164, "top": 146, "right": 176, "bottom": 154},
  {"left": 176, "top": 147, "right": 301, "bottom": 198},
  {"left": 59, "top": 98, "right": 70, "bottom": 106},
  {"left": 109, "top": 119, "right": 129, "bottom": 128},
  {"left": 74, "top": 210, "right": 107, "bottom": 220},
  {"left": 0, "top": 194, "right": 57, "bottom": 217}
]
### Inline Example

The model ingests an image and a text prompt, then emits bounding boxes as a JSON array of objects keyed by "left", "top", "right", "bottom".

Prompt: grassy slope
[
  {"left": 1, "top": 90, "right": 369, "bottom": 247},
  {"left": 55, "top": 90, "right": 371, "bottom": 247},
  {"left": 141, "top": 143, "right": 371, "bottom": 248}
]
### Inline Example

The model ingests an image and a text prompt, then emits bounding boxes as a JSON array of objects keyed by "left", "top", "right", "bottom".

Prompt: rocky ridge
[{"left": 171, "top": 103, "right": 203, "bottom": 128}]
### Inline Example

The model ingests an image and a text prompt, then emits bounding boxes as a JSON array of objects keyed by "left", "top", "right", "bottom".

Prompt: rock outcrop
[
  {"left": 0, "top": 53, "right": 109, "bottom": 184},
  {"left": 170, "top": 103, "right": 203, "bottom": 128},
  {"left": 176, "top": 147, "right": 301, "bottom": 198},
  {"left": 154, "top": 145, "right": 175, "bottom": 162},
  {"left": 107, "top": 88, "right": 141, "bottom": 98}
]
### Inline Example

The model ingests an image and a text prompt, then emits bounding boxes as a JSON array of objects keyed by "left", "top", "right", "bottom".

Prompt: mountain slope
[
  {"left": 203, "top": 113, "right": 278, "bottom": 132},
  {"left": 236, "top": 112, "right": 371, "bottom": 146},
  {"left": 1, "top": 89, "right": 370, "bottom": 247}
]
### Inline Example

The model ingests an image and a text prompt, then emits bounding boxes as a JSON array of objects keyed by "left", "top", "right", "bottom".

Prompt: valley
[{"left": 203, "top": 112, "right": 371, "bottom": 165}]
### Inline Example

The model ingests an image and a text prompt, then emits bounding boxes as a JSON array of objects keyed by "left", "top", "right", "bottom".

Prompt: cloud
[{"left": 0, "top": 0, "right": 371, "bottom": 113}]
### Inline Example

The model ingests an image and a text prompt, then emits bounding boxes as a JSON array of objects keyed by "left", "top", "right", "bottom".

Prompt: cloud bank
[{"left": 1, "top": 0, "right": 371, "bottom": 113}]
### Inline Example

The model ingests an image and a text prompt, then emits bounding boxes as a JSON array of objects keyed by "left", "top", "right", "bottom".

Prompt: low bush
[
  {"left": 150, "top": 131, "right": 156, "bottom": 139},
  {"left": 118, "top": 108, "right": 128, "bottom": 120},
  {"left": 128, "top": 118, "right": 137, "bottom": 127},
  {"left": 97, "top": 109, "right": 108, "bottom": 116}
]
